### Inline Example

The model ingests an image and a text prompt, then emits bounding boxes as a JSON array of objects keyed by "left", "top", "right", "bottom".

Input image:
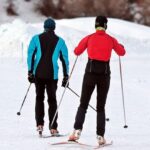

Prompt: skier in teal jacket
[{"left": 27, "top": 18, "right": 69, "bottom": 136}]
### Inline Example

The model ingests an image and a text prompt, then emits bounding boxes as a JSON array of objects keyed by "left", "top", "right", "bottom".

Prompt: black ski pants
[
  {"left": 74, "top": 72, "right": 110, "bottom": 136},
  {"left": 35, "top": 78, "right": 58, "bottom": 130}
]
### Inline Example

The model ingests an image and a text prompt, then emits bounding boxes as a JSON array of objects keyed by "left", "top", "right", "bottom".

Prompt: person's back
[
  {"left": 74, "top": 30, "right": 125, "bottom": 62},
  {"left": 35, "top": 30, "right": 59, "bottom": 79},
  {"left": 74, "top": 29, "right": 125, "bottom": 75},
  {"left": 87, "top": 31, "right": 125, "bottom": 61}
]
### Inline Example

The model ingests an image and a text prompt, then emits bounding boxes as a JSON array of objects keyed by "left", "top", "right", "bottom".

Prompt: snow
[
  {"left": 0, "top": 0, "right": 44, "bottom": 24},
  {"left": 0, "top": 17, "right": 150, "bottom": 150}
]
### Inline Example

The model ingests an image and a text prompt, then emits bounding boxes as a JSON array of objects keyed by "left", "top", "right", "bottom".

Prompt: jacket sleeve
[
  {"left": 27, "top": 36, "right": 37, "bottom": 72},
  {"left": 74, "top": 35, "right": 89, "bottom": 55},
  {"left": 60, "top": 41, "right": 69, "bottom": 77},
  {"left": 112, "top": 37, "right": 126, "bottom": 56}
]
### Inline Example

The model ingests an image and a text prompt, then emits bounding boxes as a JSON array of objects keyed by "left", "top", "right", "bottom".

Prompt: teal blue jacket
[{"left": 27, "top": 31, "right": 69, "bottom": 80}]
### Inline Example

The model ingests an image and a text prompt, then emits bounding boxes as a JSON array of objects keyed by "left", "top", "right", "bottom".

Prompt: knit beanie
[{"left": 44, "top": 18, "right": 56, "bottom": 30}]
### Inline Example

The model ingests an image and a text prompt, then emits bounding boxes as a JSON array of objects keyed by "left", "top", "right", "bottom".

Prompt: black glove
[
  {"left": 28, "top": 71, "right": 35, "bottom": 83},
  {"left": 62, "top": 75, "right": 69, "bottom": 87}
]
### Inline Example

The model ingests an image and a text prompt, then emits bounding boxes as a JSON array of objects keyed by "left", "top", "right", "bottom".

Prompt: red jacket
[{"left": 74, "top": 30, "right": 126, "bottom": 61}]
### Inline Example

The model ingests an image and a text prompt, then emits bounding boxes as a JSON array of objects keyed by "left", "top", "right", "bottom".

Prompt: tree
[
  {"left": 36, "top": 0, "right": 149, "bottom": 25},
  {"left": 6, "top": 0, "right": 18, "bottom": 16}
]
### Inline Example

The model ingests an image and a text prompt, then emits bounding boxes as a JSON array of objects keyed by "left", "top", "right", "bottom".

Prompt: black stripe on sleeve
[{"left": 59, "top": 51, "right": 67, "bottom": 76}]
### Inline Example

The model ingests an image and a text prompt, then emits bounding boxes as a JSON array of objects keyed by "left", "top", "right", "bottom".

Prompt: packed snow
[{"left": 0, "top": 17, "right": 150, "bottom": 150}]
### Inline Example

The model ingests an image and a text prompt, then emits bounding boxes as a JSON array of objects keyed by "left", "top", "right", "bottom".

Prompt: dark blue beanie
[{"left": 44, "top": 18, "right": 56, "bottom": 30}]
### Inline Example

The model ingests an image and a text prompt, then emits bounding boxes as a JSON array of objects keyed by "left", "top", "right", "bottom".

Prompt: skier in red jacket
[{"left": 69, "top": 16, "right": 126, "bottom": 145}]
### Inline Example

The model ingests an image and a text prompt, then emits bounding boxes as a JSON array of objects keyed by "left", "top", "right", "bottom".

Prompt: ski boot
[
  {"left": 68, "top": 129, "right": 81, "bottom": 141},
  {"left": 50, "top": 129, "right": 59, "bottom": 136},
  {"left": 37, "top": 125, "right": 43, "bottom": 137},
  {"left": 97, "top": 135, "right": 106, "bottom": 145}
]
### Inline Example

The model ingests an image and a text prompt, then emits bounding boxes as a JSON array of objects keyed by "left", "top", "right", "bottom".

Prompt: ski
[
  {"left": 51, "top": 141, "right": 78, "bottom": 145},
  {"left": 51, "top": 140, "right": 113, "bottom": 149},
  {"left": 51, "top": 140, "right": 93, "bottom": 147},
  {"left": 42, "top": 134, "right": 68, "bottom": 138},
  {"left": 51, "top": 140, "right": 94, "bottom": 149}
]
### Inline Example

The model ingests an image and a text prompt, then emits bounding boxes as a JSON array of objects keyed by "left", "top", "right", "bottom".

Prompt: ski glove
[
  {"left": 28, "top": 71, "right": 35, "bottom": 83},
  {"left": 62, "top": 75, "right": 69, "bottom": 87}
]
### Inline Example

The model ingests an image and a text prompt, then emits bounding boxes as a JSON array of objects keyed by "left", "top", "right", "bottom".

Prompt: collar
[
  {"left": 96, "top": 27, "right": 106, "bottom": 31},
  {"left": 44, "top": 28, "right": 55, "bottom": 33},
  {"left": 95, "top": 30, "right": 106, "bottom": 35}
]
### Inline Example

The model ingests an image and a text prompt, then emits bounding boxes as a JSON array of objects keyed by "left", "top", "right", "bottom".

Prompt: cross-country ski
[
  {"left": 41, "top": 134, "right": 68, "bottom": 138},
  {"left": 50, "top": 140, "right": 113, "bottom": 149}
]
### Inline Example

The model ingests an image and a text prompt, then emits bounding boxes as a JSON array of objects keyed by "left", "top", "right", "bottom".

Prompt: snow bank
[{"left": 0, "top": 17, "right": 150, "bottom": 58}]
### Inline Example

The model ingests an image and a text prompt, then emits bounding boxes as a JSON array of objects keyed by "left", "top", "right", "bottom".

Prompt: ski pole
[
  {"left": 50, "top": 57, "right": 78, "bottom": 128},
  {"left": 67, "top": 86, "right": 110, "bottom": 121},
  {"left": 119, "top": 57, "right": 128, "bottom": 128},
  {"left": 17, "top": 83, "right": 32, "bottom": 116},
  {"left": 67, "top": 86, "right": 96, "bottom": 111}
]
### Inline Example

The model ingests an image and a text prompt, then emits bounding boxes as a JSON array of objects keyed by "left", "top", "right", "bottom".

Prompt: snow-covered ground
[{"left": 0, "top": 17, "right": 150, "bottom": 150}]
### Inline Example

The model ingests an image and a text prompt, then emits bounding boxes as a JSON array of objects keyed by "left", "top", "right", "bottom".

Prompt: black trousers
[
  {"left": 35, "top": 78, "right": 58, "bottom": 130},
  {"left": 74, "top": 72, "right": 110, "bottom": 136}
]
